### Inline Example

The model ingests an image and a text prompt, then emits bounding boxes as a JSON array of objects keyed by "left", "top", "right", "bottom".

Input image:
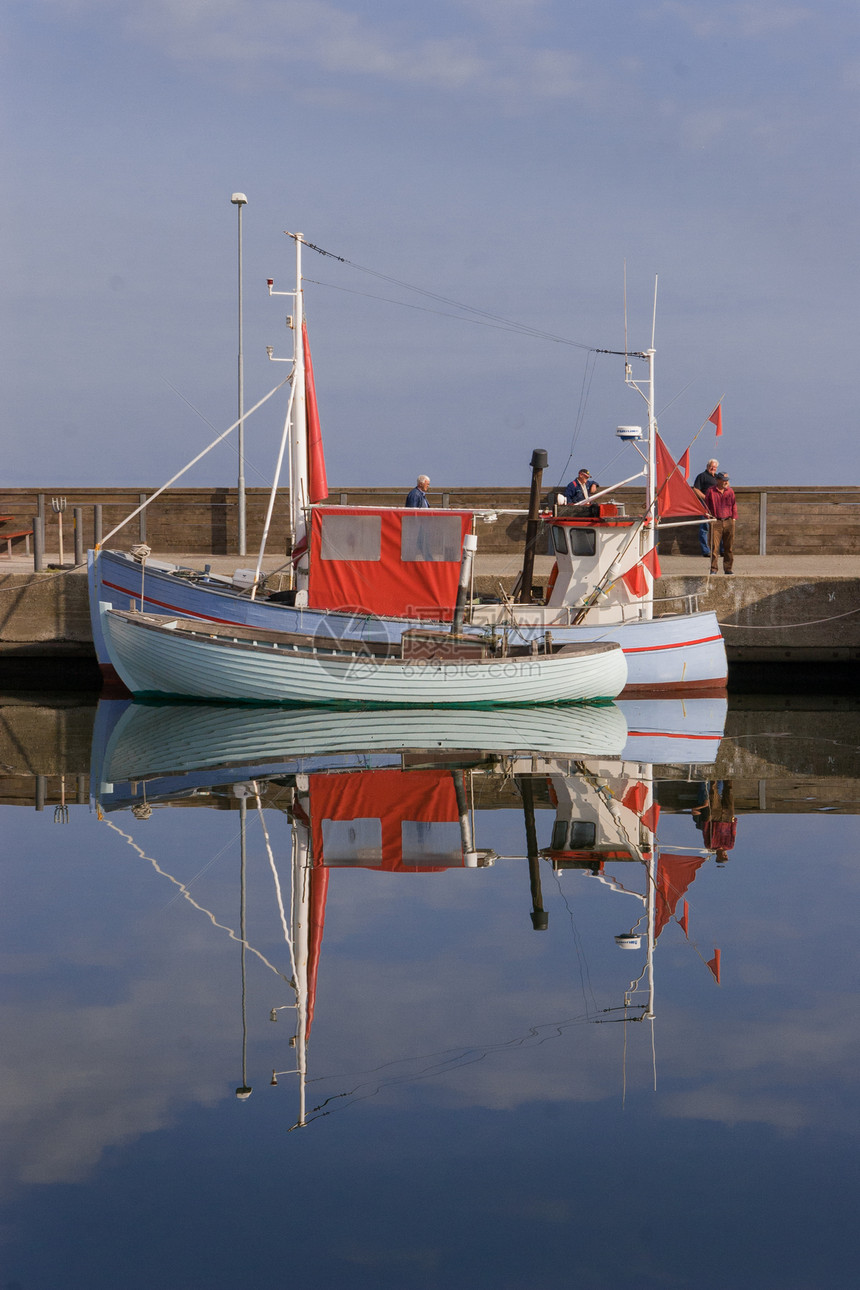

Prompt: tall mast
[
  {"left": 290, "top": 234, "right": 309, "bottom": 577},
  {"left": 642, "top": 346, "right": 656, "bottom": 622}
]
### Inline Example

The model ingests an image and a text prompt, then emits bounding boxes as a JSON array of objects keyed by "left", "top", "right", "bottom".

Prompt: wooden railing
[{"left": 0, "top": 486, "right": 857, "bottom": 558}]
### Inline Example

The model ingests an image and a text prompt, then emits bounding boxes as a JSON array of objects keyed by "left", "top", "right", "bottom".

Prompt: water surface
[{"left": 0, "top": 693, "right": 857, "bottom": 1289}]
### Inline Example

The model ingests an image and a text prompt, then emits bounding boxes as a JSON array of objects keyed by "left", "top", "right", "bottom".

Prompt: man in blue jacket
[
  {"left": 405, "top": 475, "right": 430, "bottom": 507},
  {"left": 564, "top": 468, "right": 591, "bottom": 504}
]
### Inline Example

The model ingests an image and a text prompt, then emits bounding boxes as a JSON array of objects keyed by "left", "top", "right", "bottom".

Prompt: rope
[
  {"left": 718, "top": 603, "right": 860, "bottom": 629},
  {"left": 0, "top": 560, "right": 87, "bottom": 592}
]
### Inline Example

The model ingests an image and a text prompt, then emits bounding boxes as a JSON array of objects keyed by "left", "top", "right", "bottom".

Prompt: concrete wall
[{"left": 3, "top": 485, "right": 859, "bottom": 558}]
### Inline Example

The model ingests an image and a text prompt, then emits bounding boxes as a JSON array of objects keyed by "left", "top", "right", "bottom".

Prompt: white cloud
[
  {"left": 653, "top": 1, "right": 812, "bottom": 39},
  {"left": 34, "top": 0, "right": 606, "bottom": 107}
]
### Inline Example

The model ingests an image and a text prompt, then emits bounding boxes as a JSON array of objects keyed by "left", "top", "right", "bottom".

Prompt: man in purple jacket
[{"left": 704, "top": 473, "right": 737, "bottom": 574}]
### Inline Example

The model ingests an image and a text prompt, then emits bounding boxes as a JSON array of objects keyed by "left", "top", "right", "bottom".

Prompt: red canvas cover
[
  {"left": 308, "top": 507, "right": 473, "bottom": 619},
  {"left": 309, "top": 767, "right": 463, "bottom": 872}
]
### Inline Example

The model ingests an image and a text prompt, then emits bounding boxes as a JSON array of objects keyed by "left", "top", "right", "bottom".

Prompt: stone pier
[{"left": 0, "top": 552, "right": 858, "bottom": 668}]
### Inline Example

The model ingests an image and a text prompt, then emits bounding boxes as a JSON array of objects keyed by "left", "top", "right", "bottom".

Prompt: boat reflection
[
  {"left": 87, "top": 696, "right": 728, "bottom": 1128},
  {"left": 91, "top": 694, "right": 727, "bottom": 812}
]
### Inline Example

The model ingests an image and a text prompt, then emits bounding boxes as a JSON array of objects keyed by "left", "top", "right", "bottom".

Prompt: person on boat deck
[
  {"left": 693, "top": 458, "right": 720, "bottom": 556},
  {"left": 564, "top": 468, "right": 591, "bottom": 504},
  {"left": 705, "top": 473, "right": 737, "bottom": 575},
  {"left": 405, "top": 475, "right": 430, "bottom": 508}
]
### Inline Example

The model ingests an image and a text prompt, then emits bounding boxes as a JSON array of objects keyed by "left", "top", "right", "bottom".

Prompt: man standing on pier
[
  {"left": 405, "top": 475, "right": 430, "bottom": 508},
  {"left": 693, "top": 458, "right": 719, "bottom": 555},
  {"left": 705, "top": 473, "right": 737, "bottom": 575}
]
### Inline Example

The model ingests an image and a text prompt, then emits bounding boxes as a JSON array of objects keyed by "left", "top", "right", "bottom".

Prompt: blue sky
[{"left": 5, "top": 2, "right": 858, "bottom": 490}]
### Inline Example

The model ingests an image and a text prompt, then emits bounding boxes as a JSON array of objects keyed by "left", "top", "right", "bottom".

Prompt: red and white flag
[{"left": 621, "top": 544, "right": 662, "bottom": 598}]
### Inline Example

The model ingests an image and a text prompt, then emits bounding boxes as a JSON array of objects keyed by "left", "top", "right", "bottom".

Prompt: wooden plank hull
[{"left": 104, "top": 612, "right": 628, "bottom": 706}]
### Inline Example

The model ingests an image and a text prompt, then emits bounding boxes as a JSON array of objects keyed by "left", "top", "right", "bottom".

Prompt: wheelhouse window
[
  {"left": 551, "top": 526, "right": 568, "bottom": 555},
  {"left": 321, "top": 818, "right": 383, "bottom": 866},
  {"left": 401, "top": 820, "right": 462, "bottom": 866},
  {"left": 320, "top": 513, "right": 381, "bottom": 562},
  {"left": 401, "top": 514, "right": 463, "bottom": 562},
  {"left": 569, "top": 528, "right": 596, "bottom": 557},
  {"left": 568, "top": 820, "right": 597, "bottom": 848},
  {"left": 551, "top": 819, "right": 597, "bottom": 850}
]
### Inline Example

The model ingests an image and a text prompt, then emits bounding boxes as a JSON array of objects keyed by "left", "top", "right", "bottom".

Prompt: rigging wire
[
  {"left": 304, "top": 277, "right": 587, "bottom": 343},
  {"left": 298, "top": 234, "right": 605, "bottom": 351},
  {"left": 98, "top": 813, "right": 289, "bottom": 980},
  {"left": 551, "top": 866, "right": 600, "bottom": 1019}
]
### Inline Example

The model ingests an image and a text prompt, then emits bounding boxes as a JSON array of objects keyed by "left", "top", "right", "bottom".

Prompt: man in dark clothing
[
  {"left": 405, "top": 475, "right": 430, "bottom": 508},
  {"left": 692, "top": 458, "right": 719, "bottom": 555},
  {"left": 564, "top": 468, "right": 591, "bottom": 504}
]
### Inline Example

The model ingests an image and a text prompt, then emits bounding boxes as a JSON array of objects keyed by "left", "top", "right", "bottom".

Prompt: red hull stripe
[
  {"left": 102, "top": 579, "right": 241, "bottom": 626},
  {"left": 102, "top": 578, "right": 723, "bottom": 659},
  {"left": 623, "top": 633, "right": 723, "bottom": 654},
  {"left": 625, "top": 731, "right": 721, "bottom": 741}
]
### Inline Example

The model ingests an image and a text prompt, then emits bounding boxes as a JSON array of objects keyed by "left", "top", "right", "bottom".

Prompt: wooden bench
[{"left": 1, "top": 528, "right": 33, "bottom": 558}]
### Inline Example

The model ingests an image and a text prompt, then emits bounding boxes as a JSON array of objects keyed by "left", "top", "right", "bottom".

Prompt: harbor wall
[
  {"left": 2, "top": 485, "right": 859, "bottom": 558},
  {"left": 1, "top": 558, "right": 858, "bottom": 667}
]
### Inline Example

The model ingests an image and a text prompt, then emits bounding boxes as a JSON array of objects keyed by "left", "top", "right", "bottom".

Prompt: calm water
[{"left": 0, "top": 693, "right": 858, "bottom": 1289}]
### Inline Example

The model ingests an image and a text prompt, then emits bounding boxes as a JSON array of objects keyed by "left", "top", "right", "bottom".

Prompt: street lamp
[{"left": 231, "top": 193, "right": 248, "bottom": 556}]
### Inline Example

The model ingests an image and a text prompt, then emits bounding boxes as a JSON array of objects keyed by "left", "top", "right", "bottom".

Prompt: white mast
[
  {"left": 290, "top": 235, "right": 309, "bottom": 585},
  {"left": 291, "top": 810, "right": 310, "bottom": 1130},
  {"left": 642, "top": 345, "right": 656, "bottom": 622},
  {"left": 624, "top": 276, "right": 658, "bottom": 622},
  {"left": 266, "top": 233, "right": 310, "bottom": 590}
]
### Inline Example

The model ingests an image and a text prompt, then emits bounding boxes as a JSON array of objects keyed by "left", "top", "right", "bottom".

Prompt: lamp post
[{"left": 231, "top": 193, "right": 248, "bottom": 556}]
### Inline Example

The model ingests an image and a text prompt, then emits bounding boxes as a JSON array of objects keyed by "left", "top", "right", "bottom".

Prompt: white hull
[
  {"left": 104, "top": 611, "right": 628, "bottom": 706},
  {"left": 93, "top": 697, "right": 631, "bottom": 797},
  {"left": 90, "top": 550, "right": 725, "bottom": 694},
  {"left": 617, "top": 696, "right": 727, "bottom": 765}
]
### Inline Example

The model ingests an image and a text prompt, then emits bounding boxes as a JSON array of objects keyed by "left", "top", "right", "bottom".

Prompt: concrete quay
[{"left": 0, "top": 550, "right": 858, "bottom": 671}]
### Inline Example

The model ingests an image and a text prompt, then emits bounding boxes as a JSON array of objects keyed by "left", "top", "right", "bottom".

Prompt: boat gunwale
[{"left": 105, "top": 609, "right": 624, "bottom": 666}]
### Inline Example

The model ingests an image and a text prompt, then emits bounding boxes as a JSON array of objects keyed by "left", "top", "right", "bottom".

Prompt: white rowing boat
[{"left": 104, "top": 610, "right": 628, "bottom": 706}]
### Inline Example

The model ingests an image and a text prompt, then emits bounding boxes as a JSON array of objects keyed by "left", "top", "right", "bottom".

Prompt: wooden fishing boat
[
  {"left": 103, "top": 610, "right": 628, "bottom": 706},
  {"left": 89, "top": 233, "right": 726, "bottom": 695}
]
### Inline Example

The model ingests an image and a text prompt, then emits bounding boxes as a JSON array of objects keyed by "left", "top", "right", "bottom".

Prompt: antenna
[
  {"left": 623, "top": 260, "right": 629, "bottom": 364},
  {"left": 651, "top": 274, "right": 658, "bottom": 351}
]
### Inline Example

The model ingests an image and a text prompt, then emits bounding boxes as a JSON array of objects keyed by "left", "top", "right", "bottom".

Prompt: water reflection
[{"left": 0, "top": 692, "right": 858, "bottom": 1287}]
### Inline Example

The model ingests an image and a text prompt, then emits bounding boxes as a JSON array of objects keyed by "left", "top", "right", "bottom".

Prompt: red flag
[
  {"left": 621, "top": 562, "right": 648, "bottom": 598},
  {"left": 621, "top": 544, "right": 661, "bottom": 598},
  {"left": 622, "top": 782, "right": 648, "bottom": 814},
  {"left": 679, "top": 449, "right": 690, "bottom": 481},
  {"left": 708, "top": 403, "right": 723, "bottom": 438},
  {"left": 642, "top": 545, "right": 661, "bottom": 580},
  {"left": 707, "top": 947, "right": 721, "bottom": 984},
  {"left": 654, "top": 853, "right": 707, "bottom": 939},
  {"left": 305, "top": 867, "right": 329, "bottom": 1037},
  {"left": 679, "top": 899, "right": 689, "bottom": 938},
  {"left": 302, "top": 319, "right": 328, "bottom": 503},
  {"left": 640, "top": 801, "right": 661, "bottom": 834},
  {"left": 655, "top": 433, "right": 708, "bottom": 517}
]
